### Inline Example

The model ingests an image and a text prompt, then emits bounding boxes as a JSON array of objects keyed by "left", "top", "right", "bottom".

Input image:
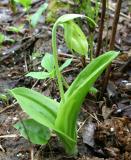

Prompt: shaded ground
[{"left": 0, "top": 0, "right": 131, "bottom": 159}]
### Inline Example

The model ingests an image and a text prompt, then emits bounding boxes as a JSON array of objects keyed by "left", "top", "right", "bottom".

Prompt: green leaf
[
  {"left": 14, "top": 119, "right": 51, "bottom": 144},
  {"left": 4, "top": 37, "right": 15, "bottom": 43},
  {"left": 10, "top": 87, "right": 59, "bottom": 129},
  {"left": 89, "top": 86, "right": 98, "bottom": 95},
  {"left": 0, "top": 33, "right": 15, "bottom": 44},
  {"left": 26, "top": 71, "right": 50, "bottom": 80},
  {"left": 0, "top": 94, "right": 7, "bottom": 101},
  {"left": 55, "top": 51, "right": 119, "bottom": 154},
  {"left": 65, "top": 51, "right": 119, "bottom": 99},
  {"left": 60, "top": 59, "right": 72, "bottom": 71},
  {"left": 55, "top": 14, "right": 96, "bottom": 27},
  {"left": 41, "top": 53, "right": 55, "bottom": 73},
  {"left": 6, "top": 25, "right": 23, "bottom": 33},
  {"left": 0, "top": 33, "right": 5, "bottom": 44},
  {"left": 63, "top": 21, "right": 88, "bottom": 55},
  {"left": 30, "top": 3, "right": 48, "bottom": 28},
  {"left": 14, "top": 0, "right": 32, "bottom": 9}
]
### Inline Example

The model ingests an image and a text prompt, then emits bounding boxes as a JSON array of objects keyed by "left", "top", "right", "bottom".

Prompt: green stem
[
  {"left": 89, "top": 32, "right": 94, "bottom": 61},
  {"left": 52, "top": 23, "right": 65, "bottom": 103},
  {"left": 62, "top": 75, "right": 69, "bottom": 89}
]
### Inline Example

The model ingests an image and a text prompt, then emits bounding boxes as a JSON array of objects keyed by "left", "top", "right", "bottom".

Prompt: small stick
[
  {"left": 102, "top": 0, "right": 122, "bottom": 94},
  {"left": 96, "top": 0, "right": 106, "bottom": 57},
  {"left": 0, "top": 102, "right": 17, "bottom": 114},
  {"left": 30, "top": 147, "right": 34, "bottom": 160},
  {"left": 109, "top": 0, "right": 122, "bottom": 50},
  {"left": 0, "top": 144, "right": 5, "bottom": 152},
  {"left": 0, "top": 134, "right": 18, "bottom": 138},
  {"left": 80, "top": 56, "right": 86, "bottom": 67}
]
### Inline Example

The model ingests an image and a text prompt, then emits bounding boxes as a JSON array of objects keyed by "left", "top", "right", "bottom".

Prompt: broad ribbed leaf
[
  {"left": 55, "top": 51, "right": 119, "bottom": 153},
  {"left": 10, "top": 87, "right": 59, "bottom": 129},
  {"left": 65, "top": 51, "right": 119, "bottom": 99},
  {"left": 14, "top": 119, "right": 51, "bottom": 144},
  {"left": 26, "top": 71, "right": 50, "bottom": 80}
]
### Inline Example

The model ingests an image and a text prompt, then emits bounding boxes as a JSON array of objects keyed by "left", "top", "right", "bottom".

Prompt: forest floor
[{"left": 0, "top": 0, "right": 131, "bottom": 160}]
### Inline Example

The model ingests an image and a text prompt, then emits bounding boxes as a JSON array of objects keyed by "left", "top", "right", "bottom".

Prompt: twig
[
  {"left": 96, "top": 0, "right": 106, "bottom": 57},
  {"left": 87, "top": 112, "right": 101, "bottom": 124},
  {"left": 0, "top": 102, "right": 17, "bottom": 114},
  {"left": 24, "top": 53, "right": 28, "bottom": 72},
  {"left": 77, "top": 118, "right": 88, "bottom": 132},
  {"left": 0, "top": 134, "right": 18, "bottom": 138},
  {"left": 30, "top": 147, "right": 34, "bottom": 160},
  {"left": 31, "top": 80, "right": 39, "bottom": 89},
  {"left": 109, "top": 0, "right": 122, "bottom": 50},
  {"left": 102, "top": 0, "right": 122, "bottom": 94},
  {"left": 91, "top": 0, "right": 130, "bottom": 20},
  {"left": 0, "top": 144, "right": 5, "bottom": 152},
  {"left": 108, "top": 4, "right": 130, "bottom": 20}
]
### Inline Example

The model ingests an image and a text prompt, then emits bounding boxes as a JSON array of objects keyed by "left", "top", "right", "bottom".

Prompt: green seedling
[
  {"left": 6, "top": 25, "right": 24, "bottom": 33},
  {"left": 26, "top": 53, "right": 72, "bottom": 80},
  {"left": 9, "top": 0, "right": 17, "bottom": 14},
  {"left": 0, "top": 33, "right": 5, "bottom": 45},
  {"left": 0, "top": 33, "right": 15, "bottom": 45},
  {"left": 10, "top": 14, "right": 119, "bottom": 155},
  {"left": 30, "top": 3, "right": 48, "bottom": 28},
  {"left": 46, "top": 0, "right": 70, "bottom": 23},
  {"left": 14, "top": 0, "right": 32, "bottom": 10},
  {"left": 0, "top": 94, "right": 9, "bottom": 106}
]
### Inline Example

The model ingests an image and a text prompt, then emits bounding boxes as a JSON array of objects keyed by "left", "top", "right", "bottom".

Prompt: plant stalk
[
  {"left": 52, "top": 24, "right": 65, "bottom": 103},
  {"left": 96, "top": 0, "right": 106, "bottom": 57},
  {"left": 109, "top": 0, "right": 122, "bottom": 50},
  {"left": 89, "top": 32, "right": 94, "bottom": 61},
  {"left": 102, "top": 0, "right": 122, "bottom": 94}
]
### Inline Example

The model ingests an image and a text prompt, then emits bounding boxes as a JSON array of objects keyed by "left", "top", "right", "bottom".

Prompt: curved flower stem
[{"left": 52, "top": 23, "right": 65, "bottom": 103}]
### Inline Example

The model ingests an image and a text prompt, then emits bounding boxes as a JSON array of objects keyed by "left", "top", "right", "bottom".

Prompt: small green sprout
[
  {"left": 0, "top": 33, "right": 15, "bottom": 45},
  {"left": 0, "top": 33, "right": 5, "bottom": 45},
  {"left": 30, "top": 3, "right": 48, "bottom": 28},
  {"left": 6, "top": 25, "right": 24, "bottom": 33},
  {"left": 14, "top": 0, "right": 32, "bottom": 10},
  {"left": 26, "top": 53, "right": 72, "bottom": 80}
]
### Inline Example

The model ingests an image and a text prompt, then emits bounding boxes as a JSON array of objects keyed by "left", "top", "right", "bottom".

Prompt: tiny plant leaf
[
  {"left": 0, "top": 33, "right": 5, "bottom": 44},
  {"left": 6, "top": 25, "right": 24, "bottom": 33},
  {"left": 41, "top": 53, "right": 55, "bottom": 73},
  {"left": 26, "top": 53, "right": 72, "bottom": 80},
  {"left": 30, "top": 3, "right": 48, "bottom": 28},
  {"left": 14, "top": 0, "right": 32, "bottom": 10},
  {"left": 60, "top": 59, "right": 72, "bottom": 71},
  {"left": 26, "top": 71, "right": 50, "bottom": 80}
]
